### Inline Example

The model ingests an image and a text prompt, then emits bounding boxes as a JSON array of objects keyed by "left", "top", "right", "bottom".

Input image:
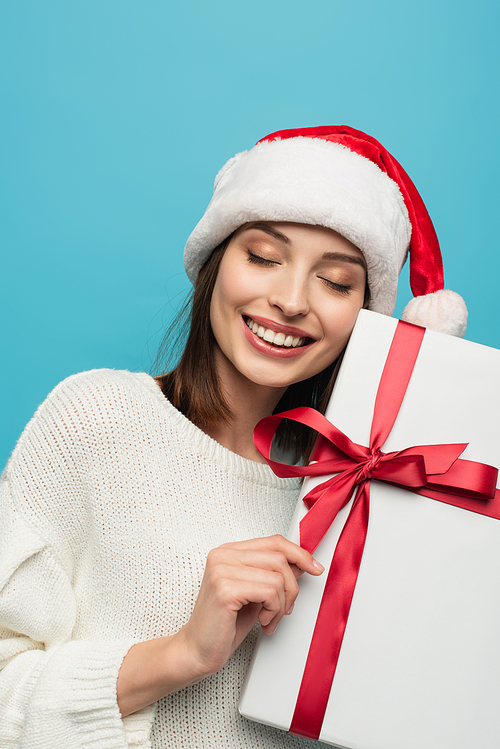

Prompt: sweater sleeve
[
  {"left": 0, "top": 373, "right": 157, "bottom": 749},
  {"left": 0, "top": 475, "right": 155, "bottom": 749}
]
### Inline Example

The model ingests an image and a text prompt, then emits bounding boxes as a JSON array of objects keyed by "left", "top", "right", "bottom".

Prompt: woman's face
[{"left": 210, "top": 221, "right": 367, "bottom": 394}]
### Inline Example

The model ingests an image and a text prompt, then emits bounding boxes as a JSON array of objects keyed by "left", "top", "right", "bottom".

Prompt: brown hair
[
  {"left": 154, "top": 239, "right": 370, "bottom": 464},
  {"left": 155, "top": 239, "right": 231, "bottom": 427}
]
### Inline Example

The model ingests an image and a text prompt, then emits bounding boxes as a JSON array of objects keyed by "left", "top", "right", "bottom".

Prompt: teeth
[{"left": 246, "top": 317, "right": 306, "bottom": 348}]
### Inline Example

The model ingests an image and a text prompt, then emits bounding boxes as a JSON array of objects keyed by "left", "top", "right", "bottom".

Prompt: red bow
[{"left": 253, "top": 321, "right": 500, "bottom": 741}]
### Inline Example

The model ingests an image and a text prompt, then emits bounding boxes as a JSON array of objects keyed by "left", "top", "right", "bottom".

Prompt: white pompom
[{"left": 401, "top": 289, "right": 468, "bottom": 338}]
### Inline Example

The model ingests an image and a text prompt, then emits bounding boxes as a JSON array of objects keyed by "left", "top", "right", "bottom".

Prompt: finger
[
  {"left": 219, "top": 535, "right": 325, "bottom": 577},
  {"left": 207, "top": 563, "right": 288, "bottom": 621},
  {"left": 289, "top": 563, "right": 304, "bottom": 579},
  {"left": 224, "top": 577, "right": 286, "bottom": 629},
  {"left": 209, "top": 548, "right": 299, "bottom": 613},
  {"left": 214, "top": 548, "right": 299, "bottom": 589}
]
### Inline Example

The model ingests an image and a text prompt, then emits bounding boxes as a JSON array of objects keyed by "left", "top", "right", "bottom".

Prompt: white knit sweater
[{"left": 0, "top": 369, "right": 321, "bottom": 749}]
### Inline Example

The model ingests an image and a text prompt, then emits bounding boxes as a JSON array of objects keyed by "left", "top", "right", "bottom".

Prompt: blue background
[{"left": 1, "top": 0, "right": 499, "bottom": 468}]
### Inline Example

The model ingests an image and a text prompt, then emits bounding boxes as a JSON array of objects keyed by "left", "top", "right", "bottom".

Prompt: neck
[{"left": 201, "top": 352, "right": 287, "bottom": 462}]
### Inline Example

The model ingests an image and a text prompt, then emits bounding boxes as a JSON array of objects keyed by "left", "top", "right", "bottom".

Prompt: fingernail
[
  {"left": 312, "top": 559, "right": 325, "bottom": 572},
  {"left": 286, "top": 602, "right": 295, "bottom": 615}
]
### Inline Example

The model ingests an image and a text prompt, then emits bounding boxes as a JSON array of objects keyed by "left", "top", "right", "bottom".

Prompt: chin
[{"left": 246, "top": 370, "right": 311, "bottom": 390}]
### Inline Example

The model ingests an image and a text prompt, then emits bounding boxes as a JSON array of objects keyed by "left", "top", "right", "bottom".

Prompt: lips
[{"left": 244, "top": 316, "right": 311, "bottom": 348}]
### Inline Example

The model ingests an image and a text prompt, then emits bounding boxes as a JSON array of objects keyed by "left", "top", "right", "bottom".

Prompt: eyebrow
[
  {"left": 321, "top": 252, "right": 366, "bottom": 270},
  {"left": 245, "top": 222, "right": 291, "bottom": 244}
]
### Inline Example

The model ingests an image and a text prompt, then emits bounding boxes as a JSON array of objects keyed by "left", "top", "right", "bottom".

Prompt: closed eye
[
  {"left": 320, "top": 277, "right": 352, "bottom": 295},
  {"left": 247, "top": 250, "right": 279, "bottom": 267}
]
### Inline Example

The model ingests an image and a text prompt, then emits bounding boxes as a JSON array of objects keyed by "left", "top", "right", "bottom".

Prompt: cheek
[
  {"left": 209, "top": 277, "right": 226, "bottom": 340},
  {"left": 213, "top": 268, "right": 257, "bottom": 314},
  {"left": 322, "top": 299, "right": 363, "bottom": 351},
  {"left": 210, "top": 267, "right": 233, "bottom": 316},
  {"left": 209, "top": 269, "right": 249, "bottom": 341}
]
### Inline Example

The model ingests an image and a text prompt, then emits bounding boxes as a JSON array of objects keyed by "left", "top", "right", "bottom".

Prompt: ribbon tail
[{"left": 289, "top": 484, "right": 370, "bottom": 741}]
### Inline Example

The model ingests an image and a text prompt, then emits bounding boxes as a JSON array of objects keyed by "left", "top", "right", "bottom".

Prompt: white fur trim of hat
[{"left": 184, "top": 126, "right": 467, "bottom": 337}]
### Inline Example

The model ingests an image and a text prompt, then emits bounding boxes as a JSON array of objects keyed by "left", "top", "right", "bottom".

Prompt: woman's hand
[
  {"left": 179, "top": 534, "right": 324, "bottom": 677},
  {"left": 117, "top": 535, "right": 323, "bottom": 717}
]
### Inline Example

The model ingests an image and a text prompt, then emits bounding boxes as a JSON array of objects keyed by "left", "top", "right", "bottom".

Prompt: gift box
[{"left": 239, "top": 309, "right": 500, "bottom": 749}]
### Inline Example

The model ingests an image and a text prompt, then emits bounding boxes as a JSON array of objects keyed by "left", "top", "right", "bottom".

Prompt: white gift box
[{"left": 239, "top": 309, "right": 500, "bottom": 749}]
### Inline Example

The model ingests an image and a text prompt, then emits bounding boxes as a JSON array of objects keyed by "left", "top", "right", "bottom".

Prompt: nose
[{"left": 268, "top": 274, "right": 310, "bottom": 318}]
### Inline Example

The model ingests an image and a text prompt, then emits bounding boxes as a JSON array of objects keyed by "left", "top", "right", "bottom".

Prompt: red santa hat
[{"left": 184, "top": 125, "right": 467, "bottom": 337}]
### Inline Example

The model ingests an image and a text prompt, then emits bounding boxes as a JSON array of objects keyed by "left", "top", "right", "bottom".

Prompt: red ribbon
[{"left": 253, "top": 321, "right": 500, "bottom": 741}]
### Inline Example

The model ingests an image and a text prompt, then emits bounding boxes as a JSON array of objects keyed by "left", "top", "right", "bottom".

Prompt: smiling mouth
[{"left": 244, "top": 317, "right": 311, "bottom": 348}]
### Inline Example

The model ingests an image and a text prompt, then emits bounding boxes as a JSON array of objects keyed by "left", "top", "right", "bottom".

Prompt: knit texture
[{"left": 0, "top": 370, "right": 322, "bottom": 748}]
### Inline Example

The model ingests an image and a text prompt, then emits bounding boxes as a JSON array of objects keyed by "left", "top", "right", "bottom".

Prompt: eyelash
[
  {"left": 247, "top": 250, "right": 352, "bottom": 295},
  {"left": 320, "top": 278, "right": 352, "bottom": 295},
  {"left": 247, "top": 250, "right": 278, "bottom": 267}
]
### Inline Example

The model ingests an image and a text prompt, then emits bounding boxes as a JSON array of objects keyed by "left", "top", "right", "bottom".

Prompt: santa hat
[{"left": 184, "top": 125, "right": 467, "bottom": 337}]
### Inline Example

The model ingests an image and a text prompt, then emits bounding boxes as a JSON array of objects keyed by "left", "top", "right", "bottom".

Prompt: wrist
[
  {"left": 165, "top": 627, "right": 217, "bottom": 686},
  {"left": 117, "top": 632, "right": 213, "bottom": 718},
  {"left": 172, "top": 625, "right": 223, "bottom": 684}
]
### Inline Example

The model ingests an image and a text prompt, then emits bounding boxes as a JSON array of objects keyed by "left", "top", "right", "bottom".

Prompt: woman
[{"left": 0, "top": 126, "right": 467, "bottom": 748}]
